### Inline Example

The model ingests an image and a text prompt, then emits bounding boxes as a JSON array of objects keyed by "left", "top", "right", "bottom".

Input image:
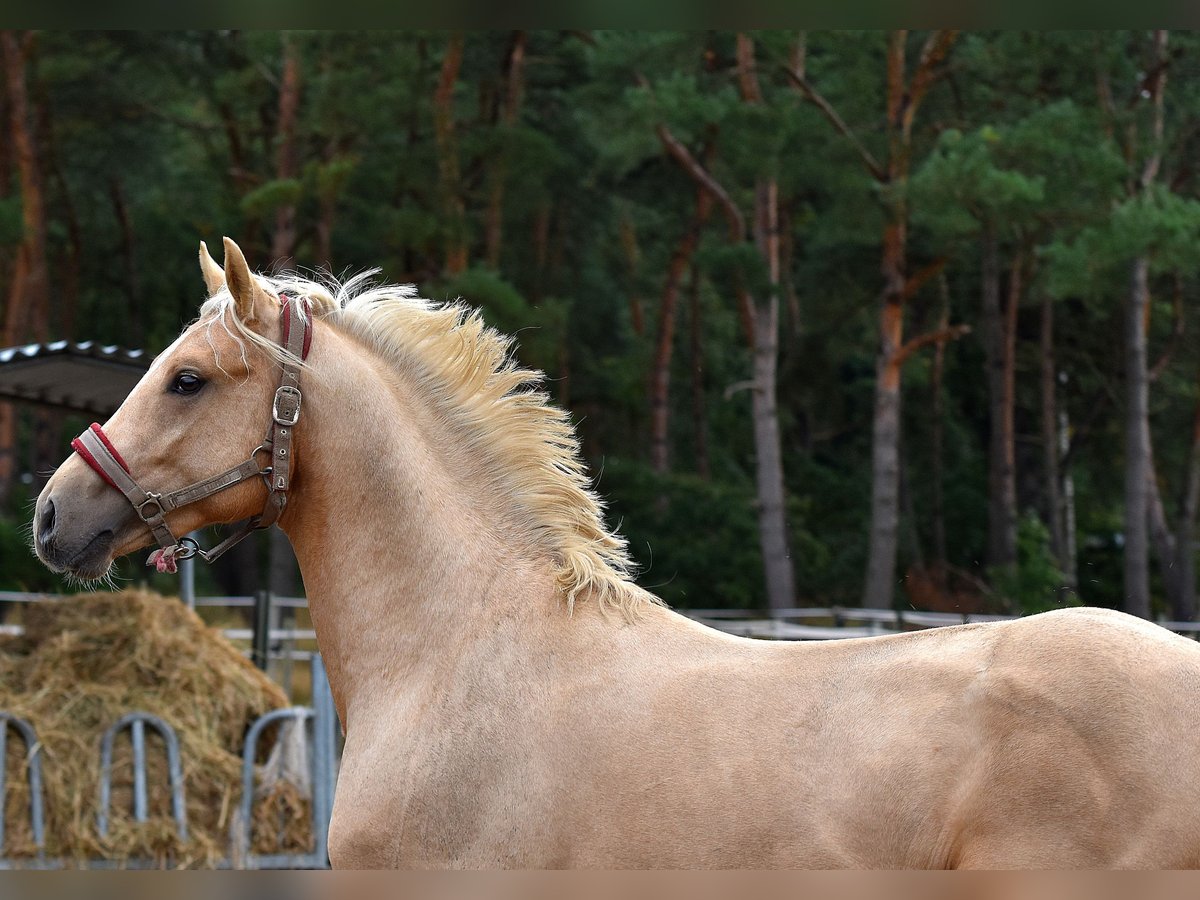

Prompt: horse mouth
[{"left": 45, "top": 529, "right": 116, "bottom": 580}]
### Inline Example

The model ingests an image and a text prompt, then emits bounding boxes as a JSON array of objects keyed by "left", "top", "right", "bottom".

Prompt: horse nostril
[{"left": 38, "top": 497, "right": 56, "bottom": 545}]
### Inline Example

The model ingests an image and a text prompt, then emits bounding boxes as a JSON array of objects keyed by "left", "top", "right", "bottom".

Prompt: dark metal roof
[{"left": 0, "top": 340, "right": 150, "bottom": 417}]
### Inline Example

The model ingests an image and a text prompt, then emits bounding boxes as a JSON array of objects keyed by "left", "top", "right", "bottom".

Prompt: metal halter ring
[
  {"left": 174, "top": 537, "right": 200, "bottom": 560},
  {"left": 253, "top": 443, "right": 275, "bottom": 476},
  {"left": 137, "top": 494, "right": 165, "bottom": 522}
]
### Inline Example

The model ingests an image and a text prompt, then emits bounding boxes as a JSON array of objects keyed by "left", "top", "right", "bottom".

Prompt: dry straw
[{"left": 0, "top": 590, "right": 312, "bottom": 868}]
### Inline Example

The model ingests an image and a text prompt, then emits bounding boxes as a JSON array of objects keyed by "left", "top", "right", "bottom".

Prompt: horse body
[
  {"left": 317, "top": 596, "right": 1200, "bottom": 868},
  {"left": 32, "top": 240, "right": 1200, "bottom": 868}
]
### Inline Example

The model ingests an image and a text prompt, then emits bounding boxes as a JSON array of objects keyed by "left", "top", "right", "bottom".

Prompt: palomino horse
[{"left": 33, "top": 239, "right": 1200, "bottom": 868}]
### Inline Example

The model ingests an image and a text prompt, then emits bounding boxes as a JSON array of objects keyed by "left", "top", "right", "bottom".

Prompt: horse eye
[{"left": 171, "top": 372, "right": 205, "bottom": 395}]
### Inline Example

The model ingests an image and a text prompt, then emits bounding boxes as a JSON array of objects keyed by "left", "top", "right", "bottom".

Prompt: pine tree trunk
[
  {"left": 0, "top": 82, "right": 10, "bottom": 321},
  {"left": 648, "top": 233, "right": 691, "bottom": 474},
  {"left": 1147, "top": 464, "right": 1182, "bottom": 608},
  {"left": 532, "top": 201, "right": 551, "bottom": 303},
  {"left": 1000, "top": 252, "right": 1021, "bottom": 543},
  {"left": 51, "top": 163, "right": 80, "bottom": 339},
  {"left": 687, "top": 265, "right": 710, "bottom": 481},
  {"left": 931, "top": 274, "right": 950, "bottom": 565},
  {"left": 316, "top": 181, "right": 335, "bottom": 271},
  {"left": 861, "top": 219, "right": 905, "bottom": 609},
  {"left": 731, "top": 35, "right": 795, "bottom": 609},
  {"left": 752, "top": 299, "right": 795, "bottom": 611},
  {"left": 260, "top": 35, "right": 306, "bottom": 592},
  {"left": 1, "top": 31, "right": 49, "bottom": 504},
  {"left": 898, "top": 428, "right": 924, "bottom": 571},
  {"left": 36, "top": 79, "right": 78, "bottom": 338},
  {"left": 751, "top": 180, "right": 795, "bottom": 611},
  {"left": 618, "top": 213, "right": 644, "bottom": 336},
  {"left": 1061, "top": 405, "right": 1079, "bottom": 589},
  {"left": 1124, "top": 256, "right": 1153, "bottom": 618},
  {"left": 483, "top": 31, "right": 526, "bottom": 270},
  {"left": 1040, "top": 290, "right": 1070, "bottom": 582},
  {"left": 271, "top": 36, "right": 302, "bottom": 269},
  {"left": 655, "top": 37, "right": 796, "bottom": 609},
  {"left": 434, "top": 33, "right": 468, "bottom": 276},
  {"left": 110, "top": 177, "right": 143, "bottom": 346},
  {"left": 1173, "top": 389, "right": 1200, "bottom": 621},
  {"left": 1122, "top": 31, "right": 1171, "bottom": 619},
  {"left": 556, "top": 333, "right": 570, "bottom": 410},
  {"left": 2, "top": 31, "right": 47, "bottom": 344},
  {"left": 779, "top": 201, "right": 801, "bottom": 337},
  {"left": 787, "top": 29, "right": 958, "bottom": 609},
  {"left": 981, "top": 231, "right": 1019, "bottom": 570},
  {"left": 649, "top": 184, "right": 712, "bottom": 474},
  {"left": 314, "top": 133, "right": 347, "bottom": 272}
]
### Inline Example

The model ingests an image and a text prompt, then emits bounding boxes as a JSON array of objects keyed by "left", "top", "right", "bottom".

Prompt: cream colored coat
[{"left": 33, "top": 240, "right": 1200, "bottom": 868}]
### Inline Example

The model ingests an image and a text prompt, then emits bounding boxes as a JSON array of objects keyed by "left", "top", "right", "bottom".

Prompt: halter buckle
[
  {"left": 137, "top": 493, "right": 165, "bottom": 522},
  {"left": 273, "top": 385, "right": 302, "bottom": 426}
]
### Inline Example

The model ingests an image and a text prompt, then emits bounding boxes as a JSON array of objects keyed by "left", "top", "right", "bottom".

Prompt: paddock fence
[
  {"left": 685, "top": 605, "right": 1200, "bottom": 641},
  {"left": 3, "top": 588, "right": 1199, "bottom": 869},
  {"left": 5, "top": 591, "right": 1200, "bottom": 661},
  {"left": 0, "top": 652, "right": 337, "bottom": 869}
]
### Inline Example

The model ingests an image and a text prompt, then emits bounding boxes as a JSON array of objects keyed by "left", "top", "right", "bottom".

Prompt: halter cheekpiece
[{"left": 71, "top": 294, "right": 312, "bottom": 574}]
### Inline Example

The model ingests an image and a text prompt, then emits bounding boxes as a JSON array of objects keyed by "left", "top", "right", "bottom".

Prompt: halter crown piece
[{"left": 71, "top": 294, "right": 312, "bottom": 574}]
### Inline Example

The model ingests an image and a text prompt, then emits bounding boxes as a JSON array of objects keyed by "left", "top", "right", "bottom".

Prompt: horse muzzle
[{"left": 33, "top": 468, "right": 142, "bottom": 579}]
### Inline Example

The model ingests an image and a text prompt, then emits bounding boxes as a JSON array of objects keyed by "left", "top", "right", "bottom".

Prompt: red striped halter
[{"left": 71, "top": 295, "right": 312, "bottom": 573}]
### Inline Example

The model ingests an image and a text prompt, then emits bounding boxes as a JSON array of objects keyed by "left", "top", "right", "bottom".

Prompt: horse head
[{"left": 34, "top": 238, "right": 294, "bottom": 581}]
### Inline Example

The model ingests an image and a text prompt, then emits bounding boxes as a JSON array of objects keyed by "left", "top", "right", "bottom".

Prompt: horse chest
[{"left": 328, "top": 706, "right": 564, "bottom": 867}]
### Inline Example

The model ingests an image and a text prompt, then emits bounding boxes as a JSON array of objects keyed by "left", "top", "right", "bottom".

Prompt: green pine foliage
[{"left": 3, "top": 30, "right": 1200, "bottom": 619}]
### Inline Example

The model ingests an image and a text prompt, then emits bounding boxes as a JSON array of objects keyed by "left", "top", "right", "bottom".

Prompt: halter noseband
[{"left": 71, "top": 295, "right": 312, "bottom": 574}]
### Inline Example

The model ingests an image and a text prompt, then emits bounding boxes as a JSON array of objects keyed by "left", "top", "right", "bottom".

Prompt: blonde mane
[{"left": 200, "top": 271, "right": 659, "bottom": 619}]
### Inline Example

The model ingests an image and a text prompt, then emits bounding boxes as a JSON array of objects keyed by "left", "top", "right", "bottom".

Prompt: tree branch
[
  {"left": 900, "top": 256, "right": 948, "bottom": 304},
  {"left": 723, "top": 378, "right": 759, "bottom": 400},
  {"left": 892, "top": 323, "right": 971, "bottom": 369},
  {"left": 735, "top": 33, "right": 764, "bottom": 104},
  {"left": 1150, "top": 273, "right": 1185, "bottom": 383},
  {"left": 1138, "top": 29, "right": 1169, "bottom": 191},
  {"left": 1094, "top": 39, "right": 1117, "bottom": 139},
  {"left": 654, "top": 122, "right": 746, "bottom": 243},
  {"left": 908, "top": 30, "right": 959, "bottom": 114},
  {"left": 790, "top": 32, "right": 806, "bottom": 81},
  {"left": 781, "top": 65, "right": 886, "bottom": 182},
  {"left": 642, "top": 73, "right": 755, "bottom": 342},
  {"left": 886, "top": 30, "right": 907, "bottom": 129}
]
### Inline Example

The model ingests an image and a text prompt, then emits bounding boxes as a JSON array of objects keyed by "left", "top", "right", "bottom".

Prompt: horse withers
[{"left": 33, "top": 238, "right": 1200, "bottom": 868}]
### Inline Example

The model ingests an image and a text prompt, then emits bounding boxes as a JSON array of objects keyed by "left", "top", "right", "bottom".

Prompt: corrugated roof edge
[{"left": 0, "top": 341, "right": 148, "bottom": 368}]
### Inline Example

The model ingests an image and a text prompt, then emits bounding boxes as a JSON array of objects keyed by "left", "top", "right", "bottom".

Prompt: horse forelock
[{"left": 194, "top": 269, "right": 658, "bottom": 620}]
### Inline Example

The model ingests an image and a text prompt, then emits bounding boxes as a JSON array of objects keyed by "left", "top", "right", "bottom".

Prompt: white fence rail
[
  {"left": 6, "top": 592, "right": 1200, "bottom": 645},
  {"left": 684, "top": 605, "right": 1200, "bottom": 640}
]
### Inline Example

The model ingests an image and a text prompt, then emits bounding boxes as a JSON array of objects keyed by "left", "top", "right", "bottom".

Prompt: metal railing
[
  {"left": 233, "top": 654, "right": 337, "bottom": 870},
  {"left": 0, "top": 714, "right": 46, "bottom": 861},
  {"left": 97, "top": 713, "right": 188, "bottom": 841},
  {"left": 0, "top": 655, "right": 338, "bottom": 870}
]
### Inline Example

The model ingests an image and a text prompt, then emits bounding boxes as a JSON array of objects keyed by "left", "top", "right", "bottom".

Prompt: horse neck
[{"left": 280, "top": 327, "right": 563, "bottom": 726}]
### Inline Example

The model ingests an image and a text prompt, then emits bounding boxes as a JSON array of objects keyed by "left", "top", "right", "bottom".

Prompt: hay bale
[{"left": 0, "top": 590, "right": 314, "bottom": 868}]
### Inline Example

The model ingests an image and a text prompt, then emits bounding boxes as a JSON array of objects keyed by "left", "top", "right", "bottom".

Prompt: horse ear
[
  {"left": 198, "top": 241, "right": 225, "bottom": 296},
  {"left": 221, "top": 236, "right": 270, "bottom": 322}
]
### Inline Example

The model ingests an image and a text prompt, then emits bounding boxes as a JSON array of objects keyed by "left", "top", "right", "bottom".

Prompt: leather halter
[{"left": 71, "top": 294, "right": 312, "bottom": 574}]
